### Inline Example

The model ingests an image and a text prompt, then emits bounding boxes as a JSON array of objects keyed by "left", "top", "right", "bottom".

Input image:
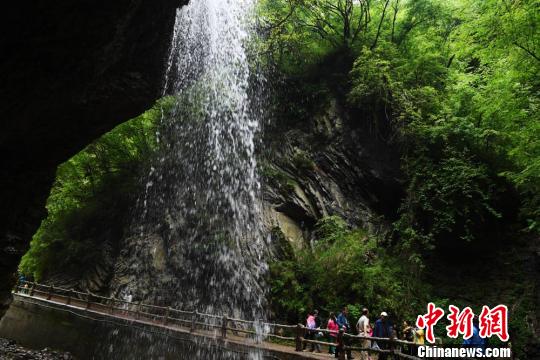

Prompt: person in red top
[{"left": 327, "top": 312, "right": 339, "bottom": 355}]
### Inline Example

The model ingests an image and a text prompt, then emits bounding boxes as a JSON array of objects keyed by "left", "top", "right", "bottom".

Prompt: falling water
[{"left": 112, "top": 0, "right": 269, "bottom": 335}]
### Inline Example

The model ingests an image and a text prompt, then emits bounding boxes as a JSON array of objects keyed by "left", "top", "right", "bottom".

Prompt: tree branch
[
  {"left": 371, "top": 0, "right": 391, "bottom": 50},
  {"left": 513, "top": 41, "right": 540, "bottom": 62}
]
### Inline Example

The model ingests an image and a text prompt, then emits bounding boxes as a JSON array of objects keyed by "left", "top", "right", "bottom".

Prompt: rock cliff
[
  {"left": 0, "top": 0, "right": 187, "bottom": 319},
  {"left": 260, "top": 97, "right": 402, "bottom": 250},
  {"left": 38, "top": 80, "right": 404, "bottom": 308}
]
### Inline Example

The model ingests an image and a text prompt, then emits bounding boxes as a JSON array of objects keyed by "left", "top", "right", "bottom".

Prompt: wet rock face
[
  {"left": 262, "top": 97, "right": 403, "bottom": 250},
  {"left": 0, "top": 0, "right": 187, "bottom": 319},
  {"left": 30, "top": 89, "right": 403, "bottom": 305},
  {"left": 102, "top": 93, "right": 403, "bottom": 306}
]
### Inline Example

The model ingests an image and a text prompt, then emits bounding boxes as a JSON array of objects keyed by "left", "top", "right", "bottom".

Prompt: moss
[
  {"left": 259, "top": 161, "right": 297, "bottom": 195},
  {"left": 291, "top": 148, "right": 316, "bottom": 172},
  {"left": 270, "top": 226, "right": 295, "bottom": 260}
]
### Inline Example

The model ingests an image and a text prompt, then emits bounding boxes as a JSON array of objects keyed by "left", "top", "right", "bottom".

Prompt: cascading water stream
[{"left": 111, "top": 0, "right": 269, "bottom": 341}]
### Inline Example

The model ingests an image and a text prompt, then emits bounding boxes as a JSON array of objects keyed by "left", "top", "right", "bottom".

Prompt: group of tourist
[{"left": 302, "top": 307, "right": 425, "bottom": 359}]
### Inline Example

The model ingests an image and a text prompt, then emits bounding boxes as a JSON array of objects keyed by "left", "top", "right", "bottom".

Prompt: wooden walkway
[{"left": 13, "top": 282, "right": 421, "bottom": 360}]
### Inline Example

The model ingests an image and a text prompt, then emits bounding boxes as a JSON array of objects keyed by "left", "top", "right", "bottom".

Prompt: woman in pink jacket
[{"left": 303, "top": 311, "right": 317, "bottom": 351}]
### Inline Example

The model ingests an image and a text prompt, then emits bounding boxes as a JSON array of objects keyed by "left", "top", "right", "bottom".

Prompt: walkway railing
[{"left": 14, "top": 281, "right": 421, "bottom": 359}]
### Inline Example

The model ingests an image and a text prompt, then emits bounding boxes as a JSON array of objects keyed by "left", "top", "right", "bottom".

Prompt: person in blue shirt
[
  {"left": 462, "top": 317, "right": 487, "bottom": 354},
  {"left": 374, "top": 312, "right": 393, "bottom": 360},
  {"left": 336, "top": 306, "right": 351, "bottom": 331},
  {"left": 335, "top": 306, "right": 354, "bottom": 359}
]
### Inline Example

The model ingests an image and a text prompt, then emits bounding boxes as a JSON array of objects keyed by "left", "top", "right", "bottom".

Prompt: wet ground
[{"left": 0, "top": 338, "right": 75, "bottom": 360}]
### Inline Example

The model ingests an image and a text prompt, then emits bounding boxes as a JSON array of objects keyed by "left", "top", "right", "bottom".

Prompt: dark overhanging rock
[{"left": 0, "top": 0, "right": 188, "bottom": 319}]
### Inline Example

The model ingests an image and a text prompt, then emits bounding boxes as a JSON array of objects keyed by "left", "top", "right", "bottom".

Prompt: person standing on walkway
[
  {"left": 413, "top": 324, "right": 425, "bottom": 345},
  {"left": 356, "top": 308, "right": 370, "bottom": 360},
  {"left": 122, "top": 291, "right": 133, "bottom": 313},
  {"left": 462, "top": 317, "right": 487, "bottom": 354},
  {"left": 312, "top": 310, "right": 323, "bottom": 353},
  {"left": 336, "top": 306, "right": 354, "bottom": 359},
  {"left": 126, "top": 291, "right": 133, "bottom": 304},
  {"left": 373, "top": 312, "right": 392, "bottom": 360},
  {"left": 367, "top": 323, "right": 374, "bottom": 360},
  {"left": 401, "top": 320, "right": 415, "bottom": 355},
  {"left": 327, "top": 312, "right": 339, "bottom": 355},
  {"left": 303, "top": 311, "right": 316, "bottom": 351}
]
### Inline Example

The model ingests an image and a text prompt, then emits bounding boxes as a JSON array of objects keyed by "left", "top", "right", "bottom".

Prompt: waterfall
[{"left": 112, "top": 0, "right": 269, "bottom": 331}]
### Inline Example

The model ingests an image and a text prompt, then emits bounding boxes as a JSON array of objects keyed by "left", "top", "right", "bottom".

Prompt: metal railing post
[
  {"left": 29, "top": 282, "right": 35, "bottom": 297},
  {"left": 66, "top": 289, "right": 71, "bottom": 305},
  {"left": 390, "top": 332, "right": 396, "bottom": 357},
  {"left": 109, "top": 297, "right": 114, "bottom": 314},
  {"left": 295, "top": 324, "right": 303, "bottom": 351},
  {"left": 256, "top": 319, "right": 264, "bottom": 343},
  {"left": 190, "top": 310, "right": 197, "bottom": 332},
  {"left": 221, "top": 315, "right": 228, "bottom": 339},
  {"left": 163, "top": 306, "right": 170, "bottom": 325},
  {"left": 85, "top": 291, "right": 91, "bottom": 310},
  {"left": 47, "top": 285, "right": 53, "bottom": 300},
  {"left": 337, "top": 329, "right": 345, "bottom": 360},
  {"left": 136, "top": 301, "right": 141, "bottom": 320}
]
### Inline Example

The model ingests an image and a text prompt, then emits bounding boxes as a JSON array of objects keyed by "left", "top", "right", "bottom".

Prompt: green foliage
[
  {"left": 290, "top": 148, "right": 316, "bottom": 172},
  {"left": 348, "top": 47, "right": 395, "bottom": 109},
  {"left": 260, "top": 162, "right": 297, "bottom": 195},
  {"left": 19, "top": 98, "right": 175, "bottom": 280},
  {"left": 311, "top": 215, "right": 348, "bottom": 248},
  {"left": 16, "top": 1, "right": 538, "bottom": 355},
  {"left": 340, "top": 0, "right": 540, "bottom": 257},
  {"left": 268, "top": 216, "right": 427, "bottom": 324},
  {"left": 263, "top": 2, "right": 538, "bottom": 353},
  {"left": 506, "top": 285, "right": 539, "bottom": 357},
  {"left": 395, "top": 147, "right": 501, "bottom": 260},
  {"left": 258, "top": 0, "right": 455, "bottom": 72}
]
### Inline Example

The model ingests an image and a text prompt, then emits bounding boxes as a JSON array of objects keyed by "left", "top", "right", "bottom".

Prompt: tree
[{"left": 19, "top": 98, "right": 175, "bottom": 280}]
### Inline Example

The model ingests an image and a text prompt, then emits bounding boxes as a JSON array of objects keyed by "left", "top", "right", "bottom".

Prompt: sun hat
[{"left": 380, "top": 311, "right": 388, "bottom": 317}]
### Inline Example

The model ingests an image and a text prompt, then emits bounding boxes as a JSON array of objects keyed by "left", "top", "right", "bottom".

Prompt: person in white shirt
[
  {"left": 356, "top": 308, "right": 370, "bottom": 360},
  {"left": 123, "top": 291, "right": 133, "bottom": 312}
]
